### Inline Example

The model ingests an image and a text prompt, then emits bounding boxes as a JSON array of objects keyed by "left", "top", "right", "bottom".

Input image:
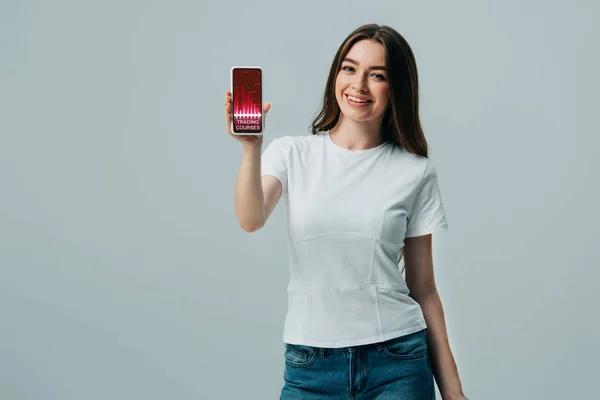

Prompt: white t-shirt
[{"left": 261, "top": 130, "right": 449, "bottom": 348}]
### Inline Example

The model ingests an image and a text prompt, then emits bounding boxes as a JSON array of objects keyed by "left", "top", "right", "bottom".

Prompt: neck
[{"left": 329, "top": 115, "right": 385, "bottom": 151}]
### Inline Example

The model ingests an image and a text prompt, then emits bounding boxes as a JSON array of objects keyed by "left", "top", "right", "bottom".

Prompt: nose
[{"left": 352, "top": 75, "right": 368, "bottom": 92}]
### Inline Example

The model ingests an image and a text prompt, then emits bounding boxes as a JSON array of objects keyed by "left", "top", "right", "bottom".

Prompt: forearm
[
  {"left": 235, "top": 145, "right": 266, "bottom": 231},
  {"left": 416, "top": 290, "right": 465, "bottom": 400}
]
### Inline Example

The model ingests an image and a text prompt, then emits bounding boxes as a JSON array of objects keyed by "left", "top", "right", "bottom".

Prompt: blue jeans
[{"left": 280, "top": 328, "right": 435, "bottom": 400}]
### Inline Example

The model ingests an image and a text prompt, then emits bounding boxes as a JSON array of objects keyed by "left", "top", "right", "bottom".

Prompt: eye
[{"left": 342, "top": 65, "right": 386, "bottom": 81}]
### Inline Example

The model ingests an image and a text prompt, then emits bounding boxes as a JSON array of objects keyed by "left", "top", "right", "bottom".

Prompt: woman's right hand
[{"left": 225, "top": 90, "right": 271, "bottom": 149}]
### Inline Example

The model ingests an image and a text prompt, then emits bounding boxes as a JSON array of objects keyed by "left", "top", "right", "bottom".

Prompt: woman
[{"left": 225, "top": 23, "right": 467, "bottom": 400}]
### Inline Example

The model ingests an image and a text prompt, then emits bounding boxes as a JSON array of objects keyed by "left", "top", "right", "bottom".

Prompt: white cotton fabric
[{"left": 261, "top": 131, "right": 449, "bottom": 348}]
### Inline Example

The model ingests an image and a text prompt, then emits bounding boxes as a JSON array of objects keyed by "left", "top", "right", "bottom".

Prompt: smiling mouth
[
  {"left": 345, "top": 94, "right": 373, "bottom": 106},
  {"left": 346, "top": 94, "right": 372, "bottom": 103}
]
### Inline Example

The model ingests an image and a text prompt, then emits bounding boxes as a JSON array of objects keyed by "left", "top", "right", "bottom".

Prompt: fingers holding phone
[{"left": 225, "top": 91, "right": 271, "bottom": 147}]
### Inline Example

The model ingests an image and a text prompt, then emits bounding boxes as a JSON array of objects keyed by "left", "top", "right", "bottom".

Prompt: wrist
[
  {"left": 443, "top": 393, "right": 467, "bottom": 400},
  {"left": 242, "top": 143, "right": 261, "bottom": 153}
]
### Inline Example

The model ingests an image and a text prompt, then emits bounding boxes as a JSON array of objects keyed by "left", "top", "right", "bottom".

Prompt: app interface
[{"left": 232, "top": 68, "right": 262, "bottom": 133}]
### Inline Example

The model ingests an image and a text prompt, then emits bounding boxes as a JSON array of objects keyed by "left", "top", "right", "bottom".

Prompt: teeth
[{"left": 348, "top": 95, "right": 369, "bottom": 103}]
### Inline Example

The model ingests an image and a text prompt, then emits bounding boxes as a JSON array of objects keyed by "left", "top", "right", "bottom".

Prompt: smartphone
[{"left": 230, "top": 66, "right": 264, "bottom": 135}]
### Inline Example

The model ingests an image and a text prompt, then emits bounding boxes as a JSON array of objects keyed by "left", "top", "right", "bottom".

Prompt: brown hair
[{"left": 311, "top": 23, "right": 430, "bottom": 159}]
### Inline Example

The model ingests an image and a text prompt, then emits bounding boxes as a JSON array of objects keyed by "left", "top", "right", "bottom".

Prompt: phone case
[{"left": 230, "top": 66, "right": 264, "bottom": 135}]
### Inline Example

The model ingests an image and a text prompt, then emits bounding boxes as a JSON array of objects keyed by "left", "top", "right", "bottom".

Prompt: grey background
[{"left": 1, "top": 0, "right": 598, "bottom": 399}]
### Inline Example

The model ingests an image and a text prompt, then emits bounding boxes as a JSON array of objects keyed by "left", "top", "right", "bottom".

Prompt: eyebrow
[{"left": 342, "top": 57, "right": 387, "bottom": 71}]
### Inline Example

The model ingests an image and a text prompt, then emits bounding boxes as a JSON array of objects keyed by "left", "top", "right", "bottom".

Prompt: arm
[
  {"left": 234, "top": 145, "right": 283, "bottom": 232},
  {"left": 404, "top": 234, "right": 467, "bottom": 400}
]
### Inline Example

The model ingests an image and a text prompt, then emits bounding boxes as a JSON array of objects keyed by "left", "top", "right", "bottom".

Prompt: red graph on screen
[{"left": 233, "top": 85, "right": 261, "bottom": 121}]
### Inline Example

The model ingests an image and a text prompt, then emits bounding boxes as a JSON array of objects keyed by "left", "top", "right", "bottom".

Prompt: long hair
[
  {"left": 311, "top": 24, "right": 430, "bottom": 265},
  {"left": 311, "top": 23, "right": 429, "bottom": 158}
]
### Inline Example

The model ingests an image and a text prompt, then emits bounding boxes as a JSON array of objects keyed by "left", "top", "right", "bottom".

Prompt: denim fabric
[{"left": 280, "top": 328, "right": 435, "bottom": 400}]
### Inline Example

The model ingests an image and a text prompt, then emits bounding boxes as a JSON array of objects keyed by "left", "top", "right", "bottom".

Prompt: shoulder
[
  {"left": 278, "top": 133, "right": 321, "bottom": 147},
  {"left": 267, "top": 133, "right": 322, "bottom": 157},
  {"left": 387, "top": 143, "right": 433, "bottom": 180}
]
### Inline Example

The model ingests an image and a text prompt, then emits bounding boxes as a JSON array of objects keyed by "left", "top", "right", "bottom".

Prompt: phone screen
[{"left": 232, "top": 67, "right": 263, "bottom": 134}]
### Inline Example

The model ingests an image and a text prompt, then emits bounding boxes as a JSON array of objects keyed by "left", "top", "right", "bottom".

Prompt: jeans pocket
[
  {"left": 284, "top": 343, "right": 318, "bottom": 368},
  {"left": 381, "top": 329, "right": 429, "bottom": 360}
]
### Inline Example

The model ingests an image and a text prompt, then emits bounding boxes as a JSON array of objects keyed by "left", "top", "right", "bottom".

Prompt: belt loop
[{"left": 318, "top": 347, "right": 326, "bottom": 358}]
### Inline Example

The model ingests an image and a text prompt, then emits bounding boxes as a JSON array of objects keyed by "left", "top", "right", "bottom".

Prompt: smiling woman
[{"left": 226, "top": 22, "right": 467, "bottom": 400}]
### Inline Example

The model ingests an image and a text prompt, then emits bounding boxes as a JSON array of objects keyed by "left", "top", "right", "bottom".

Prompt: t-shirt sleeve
[
  {"left": 261, "top": 137, "right": 288, "bottom": 196},
  {"left": 405, "top": 159, "right": 449, "bottom": 238}
]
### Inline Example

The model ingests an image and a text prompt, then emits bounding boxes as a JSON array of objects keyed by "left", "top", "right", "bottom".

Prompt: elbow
[
  {"left": 240, "top": 220, "right": 264, "bottom": 233},
  {"left": 241, "top": 224, "right": 259, "bottom": 233},
  {"left": 410, "top": 286, "right": 438, "bottom": 304},
  {"left": 238, "top": 209, "right": 266, "bottom": 233}
]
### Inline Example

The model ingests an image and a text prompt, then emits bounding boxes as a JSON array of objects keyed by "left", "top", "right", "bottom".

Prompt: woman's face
[{"left": 335, "top": 39, "right": 390, "bottom": 123}]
